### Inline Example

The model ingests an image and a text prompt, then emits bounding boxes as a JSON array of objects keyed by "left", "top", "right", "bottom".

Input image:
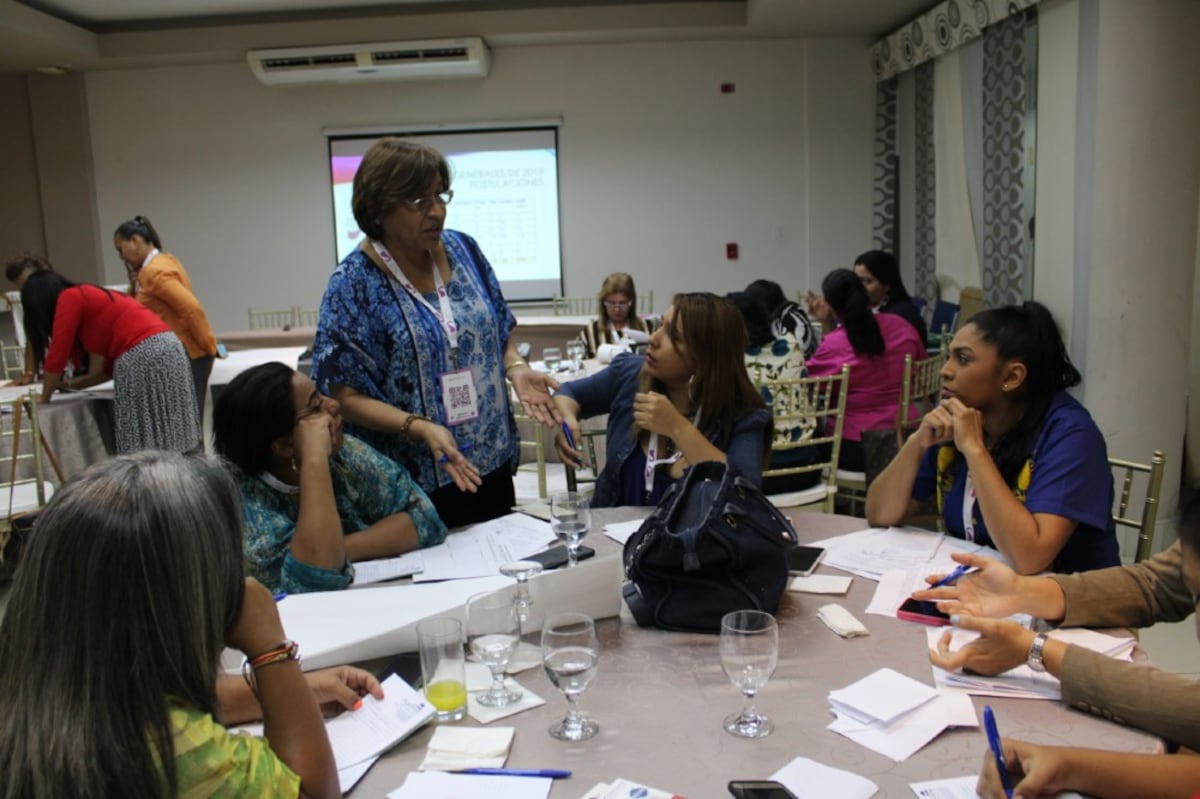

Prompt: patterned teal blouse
[{"left": 236, "top": 435, "right": 447, "bottom": 593}]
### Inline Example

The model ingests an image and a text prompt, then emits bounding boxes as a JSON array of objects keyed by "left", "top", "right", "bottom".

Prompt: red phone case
[{"left": 896, "top": 600, "right": 952, "bottom": 627}]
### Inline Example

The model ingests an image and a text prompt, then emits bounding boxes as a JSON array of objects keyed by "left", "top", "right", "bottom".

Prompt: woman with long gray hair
[{"left": 0, "top": 452, "right": 345, "bottom": 798}]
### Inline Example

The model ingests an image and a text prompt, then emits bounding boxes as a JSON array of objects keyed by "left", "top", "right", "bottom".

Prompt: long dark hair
[
  {"left": 20, "top": 271, "right": 80, "bottom": 368},
  {"left": 639, "top": 292, "right": 769, "bottom": 457},
  {"left": 0, "top": 452, "right": 246, "bottom": 799},
  {"left": 854, "top": 250, "right": 912, "bottom": 305},
  {"left": 967, "top": 301, "right": 1081, "bottom": 485},
  {"left": 113, "top": 215, "right": 163, "bottom": 249},
  {"left": 744, "top": 279, "right": 788, "bottom": 316},
  {"left": 822, "top": 268, "right": 884, "bottom": 356},
  {"left": 725, "top": 291, "right": 773, "bottom": 349},
  {"left": 213, "top": 362, "right": 297, "bottom": 475}
]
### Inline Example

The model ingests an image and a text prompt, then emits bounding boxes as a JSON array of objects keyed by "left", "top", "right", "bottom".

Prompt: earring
[{"left": 291, "top": 457, "right": 299, "bottom": 473}]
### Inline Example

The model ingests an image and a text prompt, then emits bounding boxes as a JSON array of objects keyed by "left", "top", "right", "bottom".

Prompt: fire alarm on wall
[
  {"left": 726, "top": 242, "right": 738, "bottom": 260},
  {"left": 720, "top": 83, "right": 736, "bottom": 93}
]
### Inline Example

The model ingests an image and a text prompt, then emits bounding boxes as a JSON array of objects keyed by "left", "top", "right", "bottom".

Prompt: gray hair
[{"left": 0, "top": 451, "right": 246, "bottom": 798}]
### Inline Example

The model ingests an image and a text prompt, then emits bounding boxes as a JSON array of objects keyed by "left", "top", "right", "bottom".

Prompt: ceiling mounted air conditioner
[{"left": 247, "top": 37, "right": 490, "bottom": 86}]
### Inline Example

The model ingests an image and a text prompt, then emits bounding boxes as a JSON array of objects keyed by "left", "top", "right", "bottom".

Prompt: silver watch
[{"left": 1026, "top": 631, "right": 1049, "bottom": 672}]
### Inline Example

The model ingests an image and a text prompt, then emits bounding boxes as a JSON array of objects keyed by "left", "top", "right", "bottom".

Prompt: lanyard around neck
[
  {"left": 372, "top": 240, "right": 459, "bottom": 350},
  {"left": 643, "top": 404, "right": 702, "bottom": 494},
  {"left": 259, "top": 470, "right": 300, "bottom": 496}
]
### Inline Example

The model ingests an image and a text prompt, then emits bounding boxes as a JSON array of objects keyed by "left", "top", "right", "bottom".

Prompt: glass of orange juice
[{"left": 417, "top": 617, "right": 467, "bottom": 722}]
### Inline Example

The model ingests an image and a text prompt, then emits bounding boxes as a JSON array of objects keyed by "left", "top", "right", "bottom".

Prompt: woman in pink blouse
[{"left": 805, "top": 268, "right": 925, "bottom": 470}]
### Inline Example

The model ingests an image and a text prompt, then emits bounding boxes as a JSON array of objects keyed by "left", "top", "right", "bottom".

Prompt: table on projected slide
[{"left": 351, "top": 510, "right": 1161, "bottom": 797}]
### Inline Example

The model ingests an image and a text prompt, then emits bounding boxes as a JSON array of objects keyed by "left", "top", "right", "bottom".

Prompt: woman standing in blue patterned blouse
[
  {"left": 311, "top": 139, "right": 561, "bottom": 527},
  {"left": 214, "top": 362, "right": 447, "bottom": 593}
]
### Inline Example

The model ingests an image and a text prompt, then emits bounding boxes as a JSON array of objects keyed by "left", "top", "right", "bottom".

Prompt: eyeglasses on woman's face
[
  {"left": 401, "top": 189, "right": 454, "bottom": 213},
  {"left": 603, "top": 299, "right": 632, "bottom": 310}
]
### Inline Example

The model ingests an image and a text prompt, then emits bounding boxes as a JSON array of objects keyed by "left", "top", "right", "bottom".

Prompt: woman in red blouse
[{"left": 20, "top": 270, "right": 201, "bottom": 453}]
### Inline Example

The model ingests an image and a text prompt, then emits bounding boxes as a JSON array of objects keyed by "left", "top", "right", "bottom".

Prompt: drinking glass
[
  {"left": 541, "top": 612, "right": 599, "bottom": 741},
  {"left": 542, "top": 347, "right": 563, "bottom": 374},
  {"left": 549, "top": 491, "right": 591, "bottom": 567},
  {"left": 719, "top": 609, "right": 778, "bottom": 738},
  {"left": 566, "top": 339, "right": 587, "bottom": 374},
  {"left": 416, "top": 617, "right": 467, "bottom": 722},
  {"left": 499, "top": 560, "right": 545, "bottom": 671},
  {"left": 466, "top": 588, "right": 523, "bottom": 707}
]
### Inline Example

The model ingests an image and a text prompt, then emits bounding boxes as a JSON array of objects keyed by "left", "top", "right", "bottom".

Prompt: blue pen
[
  {"left": 273, "top": 592, "right": 287, "bottom": 602},
  {"left": 560, "top": 421, "right": 577, "bottom": 451},
  {"left": 460, "top": 768, "right": 572, "bottom": 779},
  {"left": 929, "top": 563, "right": 977, "bottom": 590},
  {"left": 983, "top": 705, "right": 1014, "bottom": 799},
  {"left": 439, "top": 442, "right": 475, "bottom": 464}
]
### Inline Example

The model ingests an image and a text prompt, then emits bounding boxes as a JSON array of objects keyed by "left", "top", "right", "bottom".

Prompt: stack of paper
[
  {"left": 910, "top": 775, "right": 1087, "bottom": 798},
  {"left": 812, "top": 526, "right": 1004, "bottom": 583},
  {"left": 389, "top": 771, "right": 551, "bottom": 799},
  {"left": 928, "top": 626, "right": 1136, "bottom": 700},
  {"left": 826, "top": 668, "right": 978, "bottom": 761},
  {"left": 234, "top": 673, "right": 435, "bottom": 792},
  {"left": 603, "top": 519, "right": 645, "bottom": 546},
  {"left": 770, "top": 757, "right": 878, "bottom": 798}
]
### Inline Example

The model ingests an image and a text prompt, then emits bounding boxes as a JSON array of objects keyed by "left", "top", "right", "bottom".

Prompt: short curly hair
[{"left": 351, "top": 138, "right": 451, "bottom": 241}]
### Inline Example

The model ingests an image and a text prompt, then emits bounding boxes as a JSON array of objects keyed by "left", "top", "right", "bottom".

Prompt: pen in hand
[
  {"left": 929, "top": 563, "right": 977, "bottom": 590},
  {"left": 983, "top": 705, "right": 1014, "bottom": 799},
  {"left": 560, "top": 422, "right": 577, "bottom": 452},
  {"left": 438, "top": 442, "right": 474, "bottom": 464}
]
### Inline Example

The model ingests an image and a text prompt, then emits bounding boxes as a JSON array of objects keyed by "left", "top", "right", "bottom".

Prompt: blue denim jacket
[{"left": 560, "top": 353, "right": 770, "bottom": 507}]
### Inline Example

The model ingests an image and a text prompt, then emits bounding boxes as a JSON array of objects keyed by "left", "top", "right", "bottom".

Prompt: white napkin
[
  {"left": 467, "top": 679, "right": 546, "bottom": 724},
  {"left": 789, "top": 574, "right": 853, "bottom": 594},
  {"left": 418, "top": 726, "right": 515, "bottom": 771},
  {"left": 817, "top": 603, "right": 870, "bottom": 637}
]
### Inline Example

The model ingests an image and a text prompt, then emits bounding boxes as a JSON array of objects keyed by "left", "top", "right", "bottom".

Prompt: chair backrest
[
  {"left": 0, "top": 344, "right": 25, "bottom": 380},
  {"left": 248, "top": 307, "right": 298, "bottom": 330},
  {"left": 564, "top": 428, "right": 606, "bottom": 495},
  {"left": 898, "top": 352, "right": 947, "bottom": 425},
  {"left": 0, "top": 393, "right": 52, "bottom": 513},
  {"left": 927, "top": 300, "right": 959, "bottom": 337},
  {"left": 1109, "top": 449, "right": 1166, "bottom": 563},
  {"left": 757, "top": 366, "right": 850, "bottom": 510},
  {"left": 956, "top": 286, "right": 985, "bottom": 330},
  {"left": 637, "top": 290, "right": 655, "bottom": 316},
  {"left": 293, "top": 306, "right": 320, "bottom": 327},
  {"left": 551, "top": 295, "right": 594, "bottom": 316},
  {"left": 508, "top": 380, "right": 548, "bottom": 499}
]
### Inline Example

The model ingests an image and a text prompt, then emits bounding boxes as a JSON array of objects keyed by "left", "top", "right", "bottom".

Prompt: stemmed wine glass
[
  {"left": 549, "top": 491, "right": 591, "bottom": 568},
  {"left": 466, "top": 588, "right": 523, "bottom": 707},
  {"left": 542, "top": 347, "right": 563, "bottom": 374},
  {"left": 541, "top": 612, "right": 599, "bottom": 741},
  {"left": 499, "top": 560, "right": 544, "bottom": 671},
  {"left": 719, "top": 609, "right": 778, "bottom": 738}
]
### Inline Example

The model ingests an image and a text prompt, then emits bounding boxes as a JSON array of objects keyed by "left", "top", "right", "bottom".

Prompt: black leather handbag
[{"left": 621, "top": 461, "right": 798, "bottom": 633}]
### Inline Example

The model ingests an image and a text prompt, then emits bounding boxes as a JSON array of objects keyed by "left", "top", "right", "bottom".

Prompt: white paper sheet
[
  {"left": 603, "top": 519, "right": 644, "bottom": 545},
  {"left": 413, "top": 513, "right": 557, "bottom": 582},
  {"left": 389, "top": 771, "right": 552, "bottom": 799},
  {"left": 866, "top": 568, "right": 941, "bottom": 616},
  {"left": 350, "top": 551, "right": 424, "bottom": 587},
  {"left": 813, "top": 527, "right": 1003, "bottom": 582},
  {"left": 339, "top": 756, "right": 378, "bottom": 793},
  {"left": 788, "top": 574, "right": 853, "bottom": 594},
  {"left": 909, "top": 775, "right": 1086, "bottom": 799},
  {"left": 926, "top": 626, "right": 1134, "bottom": 700},
  {"left": 770, "top": 756, "right": 878, "bottom": 799},
  {"left": 829, "top": 692, "right": 977, "bottom": 762},
  {"left": 828, "top": 667, "right": 939, "bottom": 725}
]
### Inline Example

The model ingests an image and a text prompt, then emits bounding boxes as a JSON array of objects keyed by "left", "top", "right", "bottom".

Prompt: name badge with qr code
[{"left": 440, "top": 369, "right": 479, "bottom": 426}]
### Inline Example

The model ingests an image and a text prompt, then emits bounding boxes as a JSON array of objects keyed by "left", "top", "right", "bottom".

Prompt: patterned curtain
[
  {"left": 981, "top": 11, "right": 1036, "bottom": 307},
  {"left": 913, "top": 63, "right": 938, "bottom": 303},
  {"left": 872, "top": 78, "right": 898, "bottom": 253},
  {"left": 873, "top": 0, "right": 1041, "bottom": 82}
]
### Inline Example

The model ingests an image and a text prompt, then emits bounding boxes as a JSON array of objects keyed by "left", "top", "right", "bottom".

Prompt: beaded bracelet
[
  {"left": 241, "top": 640, "right": 301, "bottom": 697},
  {"left": 399, "top": 413, "right": 431, "bottom": 438}
]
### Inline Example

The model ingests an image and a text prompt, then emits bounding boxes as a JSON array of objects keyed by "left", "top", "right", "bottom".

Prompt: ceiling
[{"left": 1, "top": 0, "right": 939, "bottom": 75}]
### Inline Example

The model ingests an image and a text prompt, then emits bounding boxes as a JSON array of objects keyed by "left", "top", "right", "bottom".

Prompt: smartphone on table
[
  {"left": 728, "top": 780, "right": 799, "bottom": 799},
  {"left": 896, "top": 597, "right": 952, "bottom": 626},
  {"left": 528, "top": 544, "right": 595, "bottom": 570},
  {"left": 786, "top": 545, "right": 825, "bottom": 577}
]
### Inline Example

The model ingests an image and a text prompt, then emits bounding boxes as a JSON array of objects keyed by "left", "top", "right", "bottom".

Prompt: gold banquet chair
[
  {"left": 293, "top": 306, "right": 320, "bottom": 327},
  {"left": 509, "top": 381, "right": 550, "bottom": 500},
  {"left": 0, "top": 394, "right": 55, "bottom": 575},
  {"left": 247, "top": 307, "right": 298, "bottom": 330},
  {"left": 1109, "top": 449, "right": 1166, "bottom": 563},
  {"left": 550, "top": 295, "right": 594, "bottom": 316},
  {"left": 897, "top": 351, "right": 947, "bottom": 428},
  {"left": 1, "top": 343, "right": 26, "bottom": 381},
  {"left": 758, "top": 366, "right": 849, "bottom": 513}
]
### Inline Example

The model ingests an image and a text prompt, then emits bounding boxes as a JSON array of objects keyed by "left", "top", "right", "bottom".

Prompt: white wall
[
  {"left": 1035, "top": 0, "right": 1200, "bottom": 553},
  {"left": 83, "top": 37, "right": 875, "bottom": 331}
]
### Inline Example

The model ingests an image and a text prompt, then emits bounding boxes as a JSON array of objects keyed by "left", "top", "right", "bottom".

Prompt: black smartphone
[
  {"left": 527, "top": 544, "right": 595, "bottom": 570},
  {"left": 896, "top": 596, "right": 952, "bottom": 626},
  {"left": 728, "top": 780, "right": 799, "bottom": 799},
  {"left": 787, "top": 545, "right": 825, "bottom": 576}
]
